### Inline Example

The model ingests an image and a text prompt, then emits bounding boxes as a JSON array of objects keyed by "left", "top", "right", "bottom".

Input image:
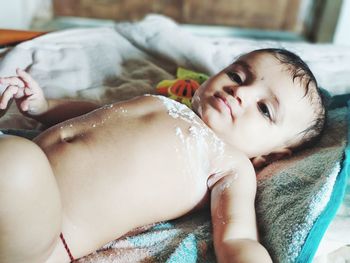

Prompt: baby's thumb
[
  {"left": 24, "top": 88, "right": 33, "bottom": 96},
  {"left": 20, "top": 99, "right": 29, "bottom": 112}
]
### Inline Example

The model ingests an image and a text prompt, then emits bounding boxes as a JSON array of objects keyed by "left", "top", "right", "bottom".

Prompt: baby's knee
[{"left": 0, "top": 135, "right": 53, "bottom": 191}]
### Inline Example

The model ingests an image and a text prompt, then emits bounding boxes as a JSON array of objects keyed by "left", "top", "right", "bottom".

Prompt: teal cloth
[
  {"left": 0, "top": 128, "right": 40, "bottom": 140},
  {"left": 256, "top": 105, "right": 348, "bottom": 263},
  {"left": 296, "top": 102, "right": 350, "bottom": 262}
]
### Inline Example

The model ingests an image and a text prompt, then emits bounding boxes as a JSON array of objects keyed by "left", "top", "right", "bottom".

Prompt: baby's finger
[
  {"left": 0, "top": 76, "right": 25, "bottom": 88},
  {"left": 24, "top": 87, "right": 33, "bottom": 96},
  {"left": 20, "top": 99, "right": 29, "bottom": 112},
  {"left": 14, "top": 87, "right": 26, "bottom": 99},
  {"left": 0, "top": 85, "right": 18, "bottom": 109},
  {"left": 16, "top": 69, "right": 39, "bottom": 90}
]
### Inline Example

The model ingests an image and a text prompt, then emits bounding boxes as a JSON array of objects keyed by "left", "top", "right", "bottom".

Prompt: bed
[{"left": 0, "top": 14, "right": 349, "bottom": 263}]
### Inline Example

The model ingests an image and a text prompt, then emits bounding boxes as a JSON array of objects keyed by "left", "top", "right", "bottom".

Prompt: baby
[{"left": 0, "top": 48, "right": 326, "bottom": 263}]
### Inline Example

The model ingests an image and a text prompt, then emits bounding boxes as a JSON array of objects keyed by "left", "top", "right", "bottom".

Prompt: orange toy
[{"left": 156, "top": 67, "right": 209, "bottom": 108}]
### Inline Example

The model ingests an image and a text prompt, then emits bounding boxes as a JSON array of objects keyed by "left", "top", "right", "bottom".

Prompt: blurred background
[{"left": 0, "top": 0, "right": 349, "bottom": 44}]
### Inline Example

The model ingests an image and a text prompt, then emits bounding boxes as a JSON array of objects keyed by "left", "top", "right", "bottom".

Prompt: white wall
[
  {"left": 0, "top": 0, "right": 44, "bottom": 29},
  {"left": 334, "top": 0, "right": 350, "bottom": 45}
]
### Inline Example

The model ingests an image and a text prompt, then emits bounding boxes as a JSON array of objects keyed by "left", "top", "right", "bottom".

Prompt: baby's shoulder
[
  {"left": 209, "top": 143, "right": 256, "bottom": 186},
  {"left": 226, "top": 145, "right": 255, "bottom": 174},
  {"left": 218, "top": 143, "right": 254, "bottom": 170}
]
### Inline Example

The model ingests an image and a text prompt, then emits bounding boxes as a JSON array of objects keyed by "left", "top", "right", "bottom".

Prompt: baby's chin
[
  {"left": 202, "top": 115, "right": 228, "bottom": 138},
  {"left": 201, "top": 107, "right": 231, "bottom": 129}
]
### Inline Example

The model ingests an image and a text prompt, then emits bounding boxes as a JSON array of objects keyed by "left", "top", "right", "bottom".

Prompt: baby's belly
[{"left": 34, "top": 115, "right": 211, "bottom": 253}]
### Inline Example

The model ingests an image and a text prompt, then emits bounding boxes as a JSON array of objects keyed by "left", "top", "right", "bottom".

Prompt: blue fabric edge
[{"left": 296, "top": 103, "right": 350, "bottom": 263}]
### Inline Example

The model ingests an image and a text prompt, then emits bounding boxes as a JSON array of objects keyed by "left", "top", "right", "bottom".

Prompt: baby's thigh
[
  {"left": 0, "top": 134, "right": 58, "bottom": 192},
  {"left": 0, "top": 135, "right": 63, "bottom": 263}
]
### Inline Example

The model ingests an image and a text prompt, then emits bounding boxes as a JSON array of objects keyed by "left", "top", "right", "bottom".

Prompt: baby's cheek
[
  {"left": 200, "top": 111, "right": 211, "bottom": 127},
  {"left": 191, "top": 95, "right": 202, "bottom": 115}
]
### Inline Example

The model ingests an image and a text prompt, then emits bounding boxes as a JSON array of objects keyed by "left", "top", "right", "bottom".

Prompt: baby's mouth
[{"left": 214, "top": 94, "right": 233, "bottom": 117}]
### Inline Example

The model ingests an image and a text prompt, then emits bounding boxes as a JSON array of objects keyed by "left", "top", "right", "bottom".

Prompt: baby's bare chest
[
  {"left": 36, "top": 96, "right": 239, "bottom": 222},
  {"left": 39, "top": 97, "right": 231, "bottom": 205},
  {"left": 41, "top": 98, "right": 223, "bottom": 175},
  {"left": 67, "top": 103, "right": 221, "bottom": 182}
]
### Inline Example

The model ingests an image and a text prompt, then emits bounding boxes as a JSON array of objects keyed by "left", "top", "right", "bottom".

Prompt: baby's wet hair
[{"left": 250, "top": 48, "right": 327, "bottom": 152}]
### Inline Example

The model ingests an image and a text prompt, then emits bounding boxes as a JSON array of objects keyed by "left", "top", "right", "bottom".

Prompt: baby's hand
[{"left": 0, "top": 69, "right": 48, "bottom": 115}]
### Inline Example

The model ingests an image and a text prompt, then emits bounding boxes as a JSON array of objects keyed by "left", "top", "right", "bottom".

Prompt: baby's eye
[
  {"left": 226, "top": 71, "right": 243, "bottom": 84},
  {"left": 258, "top": 102, "right": 271, "bottom": 120}
]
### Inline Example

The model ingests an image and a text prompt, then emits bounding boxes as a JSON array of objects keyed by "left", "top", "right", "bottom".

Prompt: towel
[
  {"left": 0, "top": 15, "right": 349, "bottom": 262},
  {"left": 256, "top": 106, "right": 349, "bottom": 262}
]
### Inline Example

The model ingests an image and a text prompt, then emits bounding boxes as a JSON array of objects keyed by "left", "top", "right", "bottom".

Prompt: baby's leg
[{"left": 0, "top": 135, "right": 64, "bottom": 263}]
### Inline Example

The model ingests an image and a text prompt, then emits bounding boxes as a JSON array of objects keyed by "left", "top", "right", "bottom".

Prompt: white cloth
[{"left": 1, "top": 14, "right": 350, "bottom": 101}]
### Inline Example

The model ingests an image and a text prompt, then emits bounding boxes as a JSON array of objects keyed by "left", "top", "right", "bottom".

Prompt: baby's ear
[{"left": 251, "top": 148, "right": 292, "bottom": 169}]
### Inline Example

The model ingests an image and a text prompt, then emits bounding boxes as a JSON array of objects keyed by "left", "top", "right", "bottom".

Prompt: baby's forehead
[
  {"left": 240, "top": 51, "right": 314, "bottom": 89},
  {"left": 233, "top": 52, "right": 298, "bottom": 85},
  {"left": 236, "top": 51, "right": 286, "bottom": 70}
]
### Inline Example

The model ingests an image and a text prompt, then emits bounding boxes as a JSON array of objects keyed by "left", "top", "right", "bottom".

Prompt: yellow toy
[{"left": 156, "top": 67, "right": 209, "bottom": 108}]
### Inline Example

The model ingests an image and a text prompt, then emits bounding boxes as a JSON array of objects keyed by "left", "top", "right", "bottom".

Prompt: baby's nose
[
  {"left": 224, "top": 86, "right": 243, "bottom": 106},
  {"left": 224, "top": 86, "right": 235, "bottom": 96},
  {"left": 235, "top": 95, "right": 242, "bottom": 106}
]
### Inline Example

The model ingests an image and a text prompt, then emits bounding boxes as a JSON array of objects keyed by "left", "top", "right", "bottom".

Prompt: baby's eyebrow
[
  {"left": 233, "top": 60, "right": 250, "bottom": 68},
  {"left": 232, "top": 60, "right": 254, "bottom": 76}
]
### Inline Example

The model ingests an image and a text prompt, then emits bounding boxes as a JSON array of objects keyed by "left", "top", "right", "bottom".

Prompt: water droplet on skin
[
  {"left": 102, "top": 104, "right": 114, "bottom": 109},
  {"left": 69, "top": 124, "right": 73, "bottom": 128},
  {"left": 92, "top": 124, "right": 96, "bottom": 128}
]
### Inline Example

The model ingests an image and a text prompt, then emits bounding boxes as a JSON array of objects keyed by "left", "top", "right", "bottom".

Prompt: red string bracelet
[{"left": 60, "top": 233, "right": 75, "bottom": 262}]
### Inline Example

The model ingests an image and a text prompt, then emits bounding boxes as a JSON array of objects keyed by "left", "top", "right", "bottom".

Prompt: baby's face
[{"left": 192, "top": 52, "right": 315, "bottom": 158}]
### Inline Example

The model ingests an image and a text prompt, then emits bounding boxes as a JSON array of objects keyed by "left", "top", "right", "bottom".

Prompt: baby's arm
[
  {"left": 0, "top": 69, "right": 100, "bottom": 126},
  {"left": 210, "top": 158, "right": 272, "bottom": 263},
  {"left": 29, "top": 99, "right": 100, "bottom": 126}
]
